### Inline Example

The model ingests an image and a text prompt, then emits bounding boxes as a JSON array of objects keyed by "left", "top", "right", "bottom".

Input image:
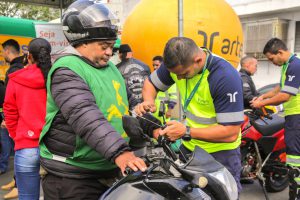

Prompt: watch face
[
  {"left": 186, "top": 126, "right": 190, "bottom": 135},
  {"left": 182, "top": 134, "right": 191, "bottom": 141},
  {"left": 182, "top": 126, "right": 191, "bottom": 141}
]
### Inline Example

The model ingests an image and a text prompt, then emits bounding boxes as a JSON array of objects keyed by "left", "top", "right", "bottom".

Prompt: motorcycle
[
  {"left": 100, "top": 113, "right": 239, "bottom": 200},
  {"left": 240, "top": 108, "right": 289, "bottom": 199}
]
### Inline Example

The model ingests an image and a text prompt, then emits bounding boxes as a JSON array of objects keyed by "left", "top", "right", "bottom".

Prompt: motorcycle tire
[{"left": 265, "top": 171, "right": 289, "bottom": 192}]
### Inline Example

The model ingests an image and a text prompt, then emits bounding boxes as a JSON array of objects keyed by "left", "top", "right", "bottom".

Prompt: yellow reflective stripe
[
  {"left": 287, "top": 162, "right": 300, "bottom": 167},
  {"left": 185, "top": 111, "right": 217, "bottom": 124},
  {"left": 287, "top": 155, "right": 300, "bottom": 159},
  {"left": 183, "top": 132, "right": 241, "bottom": 153},
  {"left": 295, "top": 177, "right": 300, "bottom": 185},
  {"left": 287, "top": 155, "right": 300, "bottom": 166}
]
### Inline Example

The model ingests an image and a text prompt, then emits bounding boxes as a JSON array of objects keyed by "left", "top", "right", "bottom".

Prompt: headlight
[{"left": 209, "top": 168, "right": 238, "bottom": 200}]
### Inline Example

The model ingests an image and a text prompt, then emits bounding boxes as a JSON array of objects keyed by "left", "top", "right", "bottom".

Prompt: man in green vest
[
  {"left": 251, "top": 38, "right": 300, "bottom": 200},
  {"left": 135, "top": 37, "right": 244, "bottom": 191},
  {"left": 39, "top": 1, "right": 147, "bottom": 199}
]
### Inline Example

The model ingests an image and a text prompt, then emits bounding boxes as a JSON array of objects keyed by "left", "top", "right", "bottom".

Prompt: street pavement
[
  {"left": 0, "top": 157, "right": 289, "bottom": 200},
  {"left": 240, "top": 180, "right": 288, "bottom": 200},
  {"left": 0, "top": 157, "right": 17, "bottom": 200}
]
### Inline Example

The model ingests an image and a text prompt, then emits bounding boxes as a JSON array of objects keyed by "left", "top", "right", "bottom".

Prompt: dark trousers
[
  {"left": 284, "top": 114, "right": 300, "bottom": 200},
  {"left": 179, "top": 145, "right": 242, "bottom": 192},
  {"left": 42, "top": 173, "right": 109, "bottom": 200},
  {"left": 0, "top": 128, "right": 14, "bottom": 173}
]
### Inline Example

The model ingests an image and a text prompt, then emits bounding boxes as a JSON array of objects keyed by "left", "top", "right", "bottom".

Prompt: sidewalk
[{"left": 0, "top": 157, "right": 17, "bottom": 200}]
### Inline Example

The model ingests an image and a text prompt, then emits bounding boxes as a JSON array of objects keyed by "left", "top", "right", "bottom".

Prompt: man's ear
[
  {"left": 194, "top": 54, "right": 202, "bottom": 65},
  {"left": 277, "top": 49, "right": 285, "bottom": 56}
]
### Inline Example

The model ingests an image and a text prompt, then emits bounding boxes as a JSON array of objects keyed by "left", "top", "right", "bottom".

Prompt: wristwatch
[{"left": 182, "top": 126, "right": 191, "bottom": 141}]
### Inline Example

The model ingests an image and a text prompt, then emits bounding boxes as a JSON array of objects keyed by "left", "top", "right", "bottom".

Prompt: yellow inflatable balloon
[{"left": 122, "top": 0, "right": 243, "bottom": 70}]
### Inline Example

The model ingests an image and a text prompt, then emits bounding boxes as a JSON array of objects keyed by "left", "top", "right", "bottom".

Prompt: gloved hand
[{"left": 137, "top": 113, "right": 162, "bottom": 137}]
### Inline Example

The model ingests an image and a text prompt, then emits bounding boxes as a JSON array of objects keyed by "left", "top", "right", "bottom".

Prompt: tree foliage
[{"left": 0, "top": 1, "right": 60, "bottom": 21}]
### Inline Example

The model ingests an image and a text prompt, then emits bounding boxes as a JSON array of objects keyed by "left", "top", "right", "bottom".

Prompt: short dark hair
[
  {"left": 163, "top": 37, "right": 199, "bottom": 69},
  {"left": 2, "top": 39, "right": 20, "bottom": 53},
  {"left": 263, "top": 38, "right": 288, "bottom": 55},
  {"left": 152, "top": 55, "right": 163, "bottom": 62},
  {"left": 119, "top": 44, "right": 132, "bottom": 53}
]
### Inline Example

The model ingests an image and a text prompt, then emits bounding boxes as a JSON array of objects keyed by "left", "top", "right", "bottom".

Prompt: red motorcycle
[{"left": 240, "top": 108, "right": 289, "bottom": 197}]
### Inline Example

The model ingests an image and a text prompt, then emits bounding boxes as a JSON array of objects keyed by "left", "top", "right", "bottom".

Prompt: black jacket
[
  {"left": 5, "top": 56, "right": 24, "bottom": 86},
  {"left": 239, "top": 69, "right": 259, "bottom": 109},
  {"left": 116, "top": 58, "right": 150, "bottom": 103}
]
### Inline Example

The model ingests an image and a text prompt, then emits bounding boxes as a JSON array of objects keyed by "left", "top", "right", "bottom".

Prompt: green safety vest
[
  {"left": 170, "top": 71, "right": 241, "bottom": 153},
  {"left": 153, "top": 84, "right": 177, "bottom": 123},
  {"left": 39, "top": 55, "right": 129, "bottom": 171},
  {"left": 281, "top": 60, "right": 300, "bottom": 116}
]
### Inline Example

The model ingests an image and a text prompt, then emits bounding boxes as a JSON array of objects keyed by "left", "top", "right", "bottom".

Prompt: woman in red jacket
[{"left": 4, "top": 38, "right": 51, "bottom": 200}]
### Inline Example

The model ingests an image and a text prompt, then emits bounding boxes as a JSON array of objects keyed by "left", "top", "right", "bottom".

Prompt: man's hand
[
  {"left": 152, "top": 128, "right": 160, "bottom": 139},
  {"left": 115, "top": 151, "right": 147, "bottom": 176},
  {"left": 165, "top": 109, "right": 172, "bottom": 118},
  {"left": 134, "top": 101, "right": 156, "bottom": 116},
  {"left": 251, "top": 99, "right": 264, "bottom": 108},
  {"left": 251, "top": 96, "right": 263, "bottom": 103},
  {"left": 159, "top": 120, "right": 186, "bottom": 141},
  {"left": 1, "top": 120, "right": 6, "bottom": 128}
]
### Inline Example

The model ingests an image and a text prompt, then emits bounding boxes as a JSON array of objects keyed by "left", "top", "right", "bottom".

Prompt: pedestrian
[
  {"left": 239, "top": 56, "right": 259, "bottom": 109},
  {"left": 4, "top": 38, "right": 52, "bottom": 200},
  {"left": 152, "top": 56, "right": 177, "bottom": 123},
  {"left": 135, "top": 37, "right": 244, "bottom": 192},
  {"left": 251, "top": 38, "right": 300, "bottom": 200},
  {"left": 117, "top": 44, "right": 150, "bottom": 103},
  {"left": 0, "top": 39, "right": 25, "bottom": 200}
]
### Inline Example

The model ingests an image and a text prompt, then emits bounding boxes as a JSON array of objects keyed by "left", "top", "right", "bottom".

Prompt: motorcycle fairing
[
  {"left": 178, "top": 147, "right": 232, "bottom": 200},
  {"left": 100, "top": 172, "right": 211, "bottom": 200}
]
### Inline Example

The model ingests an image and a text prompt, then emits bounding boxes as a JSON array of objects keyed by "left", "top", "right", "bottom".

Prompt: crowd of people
[{"left": 0, "top": 0, "right": 299, "bottom": 200}]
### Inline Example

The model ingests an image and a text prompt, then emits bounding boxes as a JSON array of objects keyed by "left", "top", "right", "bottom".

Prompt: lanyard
[
  {"left": 183, "top": 51, "right": 212, "bottom": 119},
  {"left": 280, "top": 54, "right": 294, "bottom": 87}
]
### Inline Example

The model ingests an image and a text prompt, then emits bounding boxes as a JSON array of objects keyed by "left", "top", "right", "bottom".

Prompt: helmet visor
[{"left": 66, "top": 1, "right": 119, "bottom": 28}]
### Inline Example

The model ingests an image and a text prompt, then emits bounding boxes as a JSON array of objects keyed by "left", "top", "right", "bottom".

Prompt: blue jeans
[
  {"left": 15, "top": 148, "right": 40, "bottom": 200},
  {"left": 0, "top": 128, "right": 14, "bottom": 173}
]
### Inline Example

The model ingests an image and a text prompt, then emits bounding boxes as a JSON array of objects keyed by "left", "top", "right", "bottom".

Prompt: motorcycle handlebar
[{"left": 245, "top": 108, "right": 273, "bottom": 120}]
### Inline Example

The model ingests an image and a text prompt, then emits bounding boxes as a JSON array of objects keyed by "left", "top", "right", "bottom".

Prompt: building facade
[
  {"left": 228, "top": 0, "right": 300, "bottom": 88},
  {"left": 107, "top": 0, "right": 298, "bottom": 88}
]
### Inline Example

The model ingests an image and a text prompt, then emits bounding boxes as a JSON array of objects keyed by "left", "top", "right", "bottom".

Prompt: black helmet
[{"left": 62, "top": 0, "right": 118, "bottom": 45}]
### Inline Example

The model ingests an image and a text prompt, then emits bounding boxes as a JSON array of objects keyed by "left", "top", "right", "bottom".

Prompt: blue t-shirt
[
  {"left": 281, "top": 55, "right": 300, "bottom": 95},
  {"left": 149, "top": 52, "right": 244, "bottom": 126}
]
